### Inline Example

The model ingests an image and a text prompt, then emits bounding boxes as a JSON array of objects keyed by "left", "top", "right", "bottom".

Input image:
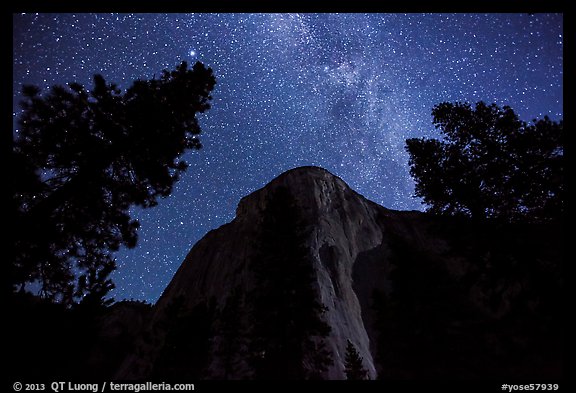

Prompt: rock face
[{"left": 116, "top": 166, "right": 562, "bottom": 380}]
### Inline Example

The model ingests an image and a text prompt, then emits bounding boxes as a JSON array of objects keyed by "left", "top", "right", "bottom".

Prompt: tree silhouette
[
  {"left": 248, "top": 186, "right": 332, "bottom": 379},
  {"left": 11, "top": 61, "right": 216, "bottom": 303},
  {"left": 152, "top": 297, "right": 216, "bottom": 379},
  {"left": 75, "top": 256, "right": 116, "bottom": 310},
  {"left": 211, "top": 287, "right": 250, "bottom": 379},
  {"left": 405, "top": 101, "right": 563, "bottom": 222},
  {"left": 344, "top": 339, "right": 369, "bottom": 380}
]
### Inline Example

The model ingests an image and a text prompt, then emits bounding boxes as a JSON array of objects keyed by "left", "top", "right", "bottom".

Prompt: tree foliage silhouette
[
  {"left": 11, "top": 61, "right": 216, "bottom": 303},
  {"left": 248, "top": 186, "right": 332, "bottom": 379},
  {"left": 405, "top": 101, "right": 563, "bottom": 222},
  {"left": 152, "top": 296, "right": 215, "bottom": 379},
  {"left": 211, "top": 287, "right": 250, "bottom": 379},
  {"left": 344, "top": 340, "right": 369, "bottom": 380}
]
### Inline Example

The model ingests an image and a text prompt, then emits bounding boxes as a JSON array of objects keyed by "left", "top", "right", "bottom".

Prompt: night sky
[{"left": 12, "top": 13, "right": 563, "bottom": 302}]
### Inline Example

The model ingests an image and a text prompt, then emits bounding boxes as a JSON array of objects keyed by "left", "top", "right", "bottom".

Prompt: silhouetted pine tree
[
  {"left": 11, "top": 61, "right": 216, "bottom": 303},
  {"left": 152, "top": 297, "right": 216, "bottom": 379},
  {"left": 344, "top": 340, "right": 369, "bottom": 380},
  {"left": 406, "top": 101, "right": 563, "bottom": 222},
  {"left": 75, "top": 254, "right": 116, "bottom": 311},
  {"left": 248, "top": 186, "right": 332, "bottom": 379},
  {"left": 211, "top": 287, "right": 250, "bottom": 379}
]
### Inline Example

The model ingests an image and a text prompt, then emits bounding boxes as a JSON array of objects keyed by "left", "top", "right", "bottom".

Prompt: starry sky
[{"left": 13, "top": 13, "right": 563, "bottom": 302}]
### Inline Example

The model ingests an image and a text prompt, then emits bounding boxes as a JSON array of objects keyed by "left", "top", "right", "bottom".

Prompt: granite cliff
[{"left": 116, "top": 166, "right": 562, "bottom": 380}]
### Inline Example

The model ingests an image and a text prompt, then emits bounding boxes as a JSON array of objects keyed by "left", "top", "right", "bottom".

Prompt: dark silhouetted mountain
[
  {"left": 112, "top": 166, "right": 562, "bottom": 380},
  {"left": 10, "top": 166, "right": 560, "bottom": 380}
]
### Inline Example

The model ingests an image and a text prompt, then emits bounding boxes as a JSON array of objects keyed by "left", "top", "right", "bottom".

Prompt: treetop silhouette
[
  {"left": 344, "top": 339, "right": 369, "bottom": 380},
  {"left": 12, "top": 61, "right": 216, "bottom": 304},
  {"left": 406, "top": 101, "right": 563, "bottom": 222}
]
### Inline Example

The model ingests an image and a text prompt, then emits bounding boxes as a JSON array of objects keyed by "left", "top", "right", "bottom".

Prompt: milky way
[{"left": 13, "top": 13, "right": 563, "bottom": 302}]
